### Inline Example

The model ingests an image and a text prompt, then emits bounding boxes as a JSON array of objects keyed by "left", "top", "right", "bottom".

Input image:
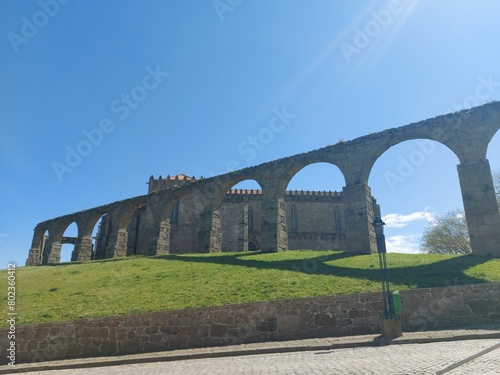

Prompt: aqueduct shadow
[{"left": 155, "top": 251, "right": 493, "bottom": 288}]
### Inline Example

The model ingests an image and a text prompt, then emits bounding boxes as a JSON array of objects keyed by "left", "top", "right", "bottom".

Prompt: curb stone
[{"left": 1, "top": 327, "right": 499, "bottom": 374}]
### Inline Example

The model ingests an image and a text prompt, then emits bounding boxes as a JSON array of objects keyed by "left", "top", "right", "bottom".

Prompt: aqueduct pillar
[
  {"left": 26, "top": 226, "right": 46, "bottom": 266},
  {"left": 104, "top": 210, "right": 129, "bottom": 258},
  {"left": 72, "top": 235, "right": 93, "bottom": 262},
  {"left": 41, "top": 235, "right": 62, "bottom": 264},
  {"left": 143, "top": 196, "right": 172, "bottom": 255},
  {"left": 147, "top": 220, "right": 171, "bottom": 255},
  {"left": 71, "top": 217, "right": 94, "bottom": 261},
  {"left": 260, "top": 192, "right": 288, "bottom": 253},
  {"left": 342, "top": 183, "right": 377, "bottom": 254},
  {"left": 39, "top": 221, "right": 72, "bottom": 264},
  {"left": 196, "top": 207, "right": 222, "bottom": 253},
  {"left": 458, "top": 159, "right": 500, "bottom": 257}
]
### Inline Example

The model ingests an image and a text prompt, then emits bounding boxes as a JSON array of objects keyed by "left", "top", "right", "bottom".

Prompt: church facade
[{"left": 92, "top": 174, "right": 379, "bottom": 258}]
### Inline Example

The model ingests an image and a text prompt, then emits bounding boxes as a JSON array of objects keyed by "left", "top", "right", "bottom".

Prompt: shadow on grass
[
  {"left": 47, "top": 256, "right": 142, "bottom": 267},
  {"left": 46, "top": 251, "right": 495, "bottom": 290},
  {"left": 156, "top": 251, "right": 493, "bottom": 289}
]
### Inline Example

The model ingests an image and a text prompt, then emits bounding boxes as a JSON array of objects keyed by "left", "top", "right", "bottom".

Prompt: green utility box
[{"left": 392, "top": 291, "right": 402, "bottom": 316}]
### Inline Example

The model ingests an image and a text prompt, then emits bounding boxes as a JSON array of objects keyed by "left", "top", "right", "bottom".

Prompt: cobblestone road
[{"left": 25, "top": 339, "right": 500, "bottom": 375}]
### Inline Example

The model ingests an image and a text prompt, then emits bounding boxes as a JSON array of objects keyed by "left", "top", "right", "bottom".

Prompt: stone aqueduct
[{"left": 26, "top": 103, "right": 500, "bottom": 265}]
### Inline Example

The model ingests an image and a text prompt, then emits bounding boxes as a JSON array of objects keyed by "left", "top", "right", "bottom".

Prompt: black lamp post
[{"left": 373, "top": 216, "right": 393, "bottom": 320}]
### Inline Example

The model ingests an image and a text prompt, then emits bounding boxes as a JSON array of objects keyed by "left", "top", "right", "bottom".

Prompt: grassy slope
[{"left": 1, "top": 250, "right": 500, "bottom": 327}]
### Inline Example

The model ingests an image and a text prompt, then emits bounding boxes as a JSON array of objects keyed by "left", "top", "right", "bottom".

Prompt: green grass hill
[{"left": 2, "top": 250, "right": 500, "bottom": 327}]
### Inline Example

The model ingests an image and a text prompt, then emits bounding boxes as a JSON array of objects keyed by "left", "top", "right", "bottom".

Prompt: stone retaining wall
[{"left": 2, "top": 282, "right": 499, "bottom": 365}]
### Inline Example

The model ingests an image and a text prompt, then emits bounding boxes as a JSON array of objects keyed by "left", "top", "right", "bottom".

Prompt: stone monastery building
[{"left": 92, "top": 174, "right": 379, "bottom": 258}]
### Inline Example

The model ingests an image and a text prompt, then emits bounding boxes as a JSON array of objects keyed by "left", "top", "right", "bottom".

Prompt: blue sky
[{"left": 1, "top": 0, "right": 500, "bottom": 268}]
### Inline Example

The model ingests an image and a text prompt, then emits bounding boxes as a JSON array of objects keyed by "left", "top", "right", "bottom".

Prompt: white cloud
[
  {"left": 385, "top": 234, "right": 421, "bottom": 254},
  {"left": 382, "top": 209, "right": 435, "bottom": 228}
]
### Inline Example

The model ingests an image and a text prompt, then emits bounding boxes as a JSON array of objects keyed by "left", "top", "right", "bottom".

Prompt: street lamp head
[{"left": 372, "top": 216, "right": 386, "bottom": 236}]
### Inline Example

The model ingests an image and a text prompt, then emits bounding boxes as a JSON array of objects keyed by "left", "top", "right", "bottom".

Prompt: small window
[
  {"left": 248, "top": 206, "right": 254, "bottom": 232},
  {"left": 291, "top": 206, "right": 298, "bottom": 232}
]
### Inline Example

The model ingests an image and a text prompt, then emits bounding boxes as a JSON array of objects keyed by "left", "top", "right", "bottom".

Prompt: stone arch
[
  {"left": 81, "top": 210, "right": 111, "bottom": 261},
  {"left": 60, "top": 222, "right": 78, "bottom": 262},
  {"left": 213, "top": 174, "right": 267, "bottom": 209},
  {"left": 103, "top": 200, "right": 148, "bottom": 258},
  {"left": 361, "top": 135, "right": 462, "bottom": 186},
  {"left": 43, "top": 219, "right": 80, "bottom": 264},
  {"left": 283, "top": 162, "right": 347, "bottom": 251},
  {"left": 279, "top": 159, "right": 347, "bottom": 194},
  {"left": 368, "top": 137, "right": 461, "bottom": 193},
  {"left": 217, "top": 178, "right": 264, "bottom": 252},
  {"left": 368, "top": 138, "right": 463, "bottom": 253}
]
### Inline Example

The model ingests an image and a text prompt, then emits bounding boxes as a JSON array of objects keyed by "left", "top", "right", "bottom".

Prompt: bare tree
[{"left": 420, "top": 209, "right": 472, "bottom": 255}]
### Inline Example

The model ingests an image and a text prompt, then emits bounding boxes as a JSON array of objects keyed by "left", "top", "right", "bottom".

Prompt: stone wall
[
  {"left": 123, "top": 189, "right": 348, "bottom": 255},
  {"left": 2, "top": 282, "right": 499, "bottom": 365}
]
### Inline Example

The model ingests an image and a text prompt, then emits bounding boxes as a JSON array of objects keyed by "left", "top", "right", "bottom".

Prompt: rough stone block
[
  {"left": 210, "top": 324, "right": 227, "bottom": 337},
  {"left": 298, "top": 310, "right": 313, "bottom": 326},
  {"left": 278, "top": 315, "right": 299, "bottom": 331},
  {"left": 33, "top": 327, "right": 49, "bottom": 340},
  {"left": 348, "top": 309, "right": 370, "bottom": 318},
  {"left": 178, "top": 326, "right": 196, "bottom": 336},
  {"left": 467, "top": 300, "right": 490, "bottom": 315},
  {"left": 160, "top": 326, "right": 178, "bottom": 335},
  {"left": 317, "top": 326, "right": 341, "bottom": 338},
  {"left": 144, "top": 326, "right": 159, "bottom": 335},
  {"left": 257, "top": 318, "right": 277, "bottom": 332},
  {"left": 314, "top": 313, "right": 336, "bottom": 326},
  {"left": 118, "top": 339, "right": 141, "bottom": 354}
]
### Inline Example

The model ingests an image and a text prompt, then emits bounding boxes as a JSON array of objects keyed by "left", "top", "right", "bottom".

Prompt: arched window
[
  {"left": 170, "top": 201, "right": 180, "bottom": 224},
  {"left": 248, "top": 241, "right": 258, "bottom": 251}
]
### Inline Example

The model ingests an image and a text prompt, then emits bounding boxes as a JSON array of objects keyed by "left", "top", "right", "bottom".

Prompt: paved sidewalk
[{"left": 2, "top": 325, "right": 500, "bottom": 374}]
